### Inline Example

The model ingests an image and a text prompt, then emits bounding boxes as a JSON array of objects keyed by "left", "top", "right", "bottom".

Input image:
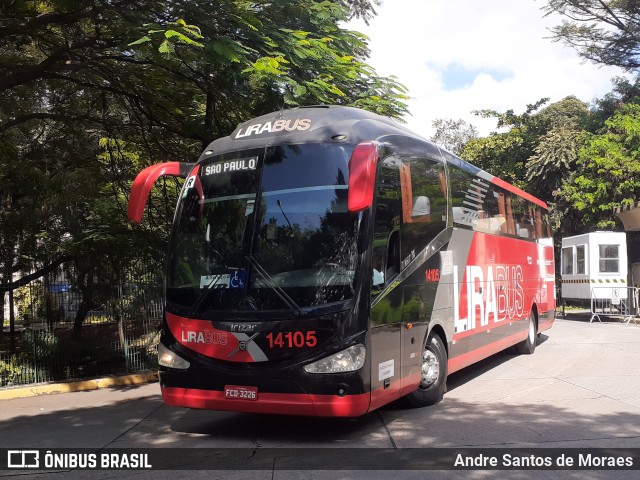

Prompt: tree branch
[
  {"left": 0, "top": 256, "right": 70, "bottom": 293},
  {"left": 0, "top": 36, "right": 100, "bottom": 92}
]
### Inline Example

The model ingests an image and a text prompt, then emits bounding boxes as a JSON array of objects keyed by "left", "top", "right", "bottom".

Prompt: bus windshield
[{"left": 166, "top": 143, "right": 361, "bottom": 315}]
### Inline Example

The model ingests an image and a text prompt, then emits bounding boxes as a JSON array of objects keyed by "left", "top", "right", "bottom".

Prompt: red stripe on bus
[
  {"left": 162, "top": 387, "right": 370, "bottom": 417},
  {"left": 368, "top": 373, "right": 422, "bottom": 412},
  {"left": 490, "top": 176, "right": 548, "bottom": 209},
  {"left": 448, "top": 329, "right": 528, "bottom": 375},
  {"left": 166, "top": 312, "right": 256, "bottom": 362}
]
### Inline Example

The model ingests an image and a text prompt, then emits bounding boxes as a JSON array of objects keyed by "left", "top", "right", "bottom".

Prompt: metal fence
[
  {"left": 590, "top": 286, "right": 640, "bottom": 326},
  {"left": 0, "top": 260, "right": 164, "bottom": 387}
]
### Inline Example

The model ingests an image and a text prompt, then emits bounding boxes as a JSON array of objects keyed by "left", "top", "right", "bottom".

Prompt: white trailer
[{"left": 561, "top": 232, "right": 628, "bottom": 301}]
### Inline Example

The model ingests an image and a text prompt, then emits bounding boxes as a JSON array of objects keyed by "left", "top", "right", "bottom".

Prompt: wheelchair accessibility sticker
[{"left": 200, "top": 270, "right": 246, "bottom": 289}]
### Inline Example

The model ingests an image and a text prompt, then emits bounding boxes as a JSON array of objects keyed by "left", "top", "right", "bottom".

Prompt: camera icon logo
[{"left": 7, "top": 450, "right": 40, "bottom": 468}]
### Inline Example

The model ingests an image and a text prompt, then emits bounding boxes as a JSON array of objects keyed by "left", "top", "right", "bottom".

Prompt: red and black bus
[{"left": 128, "top": 106, "right": 555, "bottom": 416}]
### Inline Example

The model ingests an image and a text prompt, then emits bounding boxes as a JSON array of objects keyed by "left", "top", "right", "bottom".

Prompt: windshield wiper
[
  {"left": 245, "top": 254, "right": 306, "bottom": 317},
  {"left": 189, "top": 273, "right": 227, "bottom": 316}
]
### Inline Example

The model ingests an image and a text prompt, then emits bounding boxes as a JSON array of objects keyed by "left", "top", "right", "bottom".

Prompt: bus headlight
[
  {"left": 158, "top": 342, "right": 190, "bottom": 370},
  {"left": 304, "top": 345, "right": 366, "bottom": 374}
]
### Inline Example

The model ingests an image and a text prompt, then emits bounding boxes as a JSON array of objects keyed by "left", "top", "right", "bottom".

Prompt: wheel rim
[
  {"left": 528, "top": 315, "right": 535, "bottom": 343},
  {"left": 420, "top": 347, "right": 439, "bottom": 389}
]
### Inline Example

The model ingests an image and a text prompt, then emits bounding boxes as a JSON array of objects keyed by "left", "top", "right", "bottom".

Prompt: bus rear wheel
[
  {"left": 515, "top": 311, "right": 537, "bottom": 355},
  {"left": 404, "top": 333, "right": 447, "bottom": 407}
]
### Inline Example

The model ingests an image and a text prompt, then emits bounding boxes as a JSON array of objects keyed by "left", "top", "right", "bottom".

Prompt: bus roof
[
  {"left": 201, "top": 106, "right": 548, "bottom": 210},
  {"left": 200, "top": 105, "right": 420, "bottom": 157}
]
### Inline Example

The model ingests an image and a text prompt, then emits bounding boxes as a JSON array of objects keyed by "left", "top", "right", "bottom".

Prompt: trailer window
[
  {"left": 576, "top": 245, "right": 586, "bottom": 274},
  {"left": 562, "top": 247, "right": 574, "bottom": 275},
  {"left": 599, "top": 245, "right": 619, "bottom": 273}
]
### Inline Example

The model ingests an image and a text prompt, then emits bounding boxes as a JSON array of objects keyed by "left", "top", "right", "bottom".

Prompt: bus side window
[
  {"left": 400, "top": 157, "right": 447, "bottom": 262},
  {"left": 511, "top": 195, "right": 534, "bottom": 239},
  {"left": 372, "top": 158, "right": 402, "bottom": 294},
  {"left": 534, "top": 207, "right": 544, "bottom": 240},
  {"left": 476, "top": 185, "right": 507, "bottom": 235},
  {"left": 448, "top": 164, "right": 477, "bottom": 229}
]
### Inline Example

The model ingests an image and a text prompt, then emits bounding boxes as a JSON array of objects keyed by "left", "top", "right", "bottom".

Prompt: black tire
[
  {"left": 404, "top": 333, "right": 447, "bottom": 407},
  {"left": 515, "top": 311, "right": 537, "bottom": 355}
]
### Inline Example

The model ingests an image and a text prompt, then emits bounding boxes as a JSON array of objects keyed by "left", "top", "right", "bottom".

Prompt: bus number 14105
[{"left": 266, "top": 331, "right": 317, "bottom": 349}]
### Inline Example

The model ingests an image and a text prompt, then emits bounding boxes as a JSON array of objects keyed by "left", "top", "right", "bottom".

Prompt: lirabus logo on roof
[{"left": 235, "top": 118, "right": 311, "bottom": 138}]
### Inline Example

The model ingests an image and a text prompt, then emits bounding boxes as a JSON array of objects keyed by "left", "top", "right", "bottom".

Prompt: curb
[{"left": 0, "top": 371, "right": 159, "bottom": 401}]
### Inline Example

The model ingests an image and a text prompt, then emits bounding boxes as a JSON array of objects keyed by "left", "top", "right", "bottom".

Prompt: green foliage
[
  {"left": 0, "top": 354, "right": 36, "bottom": 387},
  {"left": 535, "top": 95, "right": 591, "bottom": 131},
  {"left": 461, "top": 96, "right": 591, "bottom": 197},
  {"left": 126, "top": 1, "right": 408, "bottom": 121},
  {"left": 525, "top": 123, "right": 583, "bottom": 199},
  {"left": 0, "top": 0, "right": 404, "bottom": 336},
  {"left": 589, "top": 77, "right": 640, "bottom": 130},
  {"left": 461, "top": 99, "right": 552, "bottom": 188},
  {"left": 13, "top": 283, "right": 44, "bottom": 319},
  {"left": 430, "top": 118, "right": 478, "bottom": 155},
  {"left": 555, "top": 104, "right": 640, "bottom": 229},
  {"left": 130, "top": 19, "right": 205, "bottom": 54}
]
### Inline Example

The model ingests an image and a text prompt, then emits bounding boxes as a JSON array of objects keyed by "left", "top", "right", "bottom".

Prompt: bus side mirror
[
  {"left": 348, "top": 142, "right": 379, "bottom": 212},
  {"left": 128, "top": 162, "right": 196, "bottom": 224},
  {"left": 180, "top": 170, "right": 205, "bottom": 229}
]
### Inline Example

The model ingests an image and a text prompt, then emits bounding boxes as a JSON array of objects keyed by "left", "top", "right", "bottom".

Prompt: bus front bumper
[{"left": 161, "top": 386, "right": 371, "bottom": 417}]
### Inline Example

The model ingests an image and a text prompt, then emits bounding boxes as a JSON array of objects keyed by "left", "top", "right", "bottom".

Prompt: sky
[{"left": 347, "top": 0, "right": 630, "bottom": 139}]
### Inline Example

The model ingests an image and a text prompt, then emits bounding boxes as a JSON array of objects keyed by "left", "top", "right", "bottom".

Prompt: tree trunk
[
  {"left": 202, "top": 89, "right": 216, "bottom": 150},
  {"left": 0, "top": 290, "right": 4, "bottom": 341},
  {"left": 8, "top": 289, "right": 15, "bottom": 353},
  {"left": 44, "top": 274, "right": 54, "bottom": 328},
  {"left": 72, "top": 300, "right": 90, "bottom": 341}
]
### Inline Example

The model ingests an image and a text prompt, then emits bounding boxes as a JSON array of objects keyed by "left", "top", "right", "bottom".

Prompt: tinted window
[
  {"left": 400, "top": 156, "right": 447, "bottom": 260},
  {"left": 166, "top": 143, "right": 362, "bottom": 314},
  {"left": 372, "top": 158, "right": 402, "bottom": 296},
  {"left": 511, "top": 195, "right": 535, "bottom": 239},
  {"left": 449, "top": 166, "right": 482, "bottom": 229}
]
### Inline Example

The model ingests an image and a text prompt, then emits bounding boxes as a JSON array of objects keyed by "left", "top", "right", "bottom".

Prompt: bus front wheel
[
  {"left": 405, "top": 333, "right": 447, "bottom": 407},
  {"left": 515, "top": 311, "right": 537, "bottom": 355}
]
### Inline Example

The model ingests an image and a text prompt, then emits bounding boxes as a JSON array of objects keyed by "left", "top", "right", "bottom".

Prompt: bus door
[
  {"left": 369, "top": 157, "right": 403, "bottom": 410},
  {"left": 398, "top": 155, "right": 448, "bottom": 393}
]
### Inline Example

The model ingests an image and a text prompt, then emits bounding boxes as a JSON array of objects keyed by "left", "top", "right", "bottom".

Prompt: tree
[
  {"left": 1, "top": 0, "right": 407, "bottom": 155},
  {"left": 460, "top": 99, "right": 551, "bottom": 189},
  {"left": 543, "top": 0, "right": 640, "bottom": 71},
  {"left": 526, "top": 125, "right": 582, "bottom": 199},
  {"left": 340, "top": 0, "right": 381, "bottom": 23},
  {"left": 0, "top": 0, "right": 408, "bottom": 337},
  {"left": 461, "top": 97, "right": 590, "bottom": 198},
  {"left": 555, "top": 103, "right": 640, "bottom": 229},
  {"left": 130, "top": 2, "right": 409, "bottom": 135},
  {"left": 525, "top": 96, "right": 590, "bottom": 200},
  {"left": 589, "top": 76, "right": 640, "bottom": 129},
  {"left": 430, "top": 118, "right": 478, "bottom": 155}
]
